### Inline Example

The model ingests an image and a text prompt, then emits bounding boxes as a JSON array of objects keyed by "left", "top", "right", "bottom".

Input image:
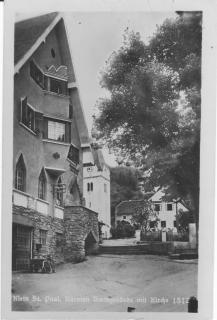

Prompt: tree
[
  {"left": 131, "top": 200, "right": 158, "bottom": 233},
  {"left": 93, "top": 12, "right": 201, "bottom": 244},
  {"left": 110, "top": 166, "right": 143, "bottom": 226}
]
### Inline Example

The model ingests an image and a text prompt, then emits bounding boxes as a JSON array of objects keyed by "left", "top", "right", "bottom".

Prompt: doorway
[
  {"left": 84, "top": 231, "right": 97, "bottom": 256},
  {"left": 12, "top": 224, "right": 32, "bottom": 271}
]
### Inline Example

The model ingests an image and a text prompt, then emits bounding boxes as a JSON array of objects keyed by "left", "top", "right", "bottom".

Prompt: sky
[{"left": 16, "top": 11, "right": 177, "bottom": 166}]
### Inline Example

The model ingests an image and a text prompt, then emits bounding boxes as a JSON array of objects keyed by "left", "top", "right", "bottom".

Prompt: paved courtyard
[{"left": 12, "top": 254, "right": 198, "bottom": 312}]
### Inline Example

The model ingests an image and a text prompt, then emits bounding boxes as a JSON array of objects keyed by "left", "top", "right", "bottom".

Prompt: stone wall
[
  {"left": 64, "top": 206, "right": 99, "bottom": 262},
  {"left": 13, "top": 204, "right": 99, "bottom": 266},
  {"left": 13, "top": 205, "right": 65, "bottom": 264}
]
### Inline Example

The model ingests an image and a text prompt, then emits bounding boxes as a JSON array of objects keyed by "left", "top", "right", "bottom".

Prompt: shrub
[{"left": 110, "top": 221, "right": 135, "bottom": 239}]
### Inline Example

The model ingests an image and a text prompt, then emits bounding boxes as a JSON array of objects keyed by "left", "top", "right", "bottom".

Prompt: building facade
[
  {"left": 83, "top": 145, "right": 111, "bottom": 238},
  {"left": 115, "top": 191, "right": 188, "bottom": 230},
  {"left": 13, "top": 13, "right": 99, "bottom": 271}
]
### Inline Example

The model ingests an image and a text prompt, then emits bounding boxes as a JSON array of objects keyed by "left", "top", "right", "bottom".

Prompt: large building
[{"left": 12, "top": 13, "right": 102, "bottom": 271}]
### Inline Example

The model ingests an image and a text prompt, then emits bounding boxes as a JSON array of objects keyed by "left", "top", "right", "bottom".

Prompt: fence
[
  {"left": 141, "top": 230, "right": 189, "bottom": 242},
  {"left": 141, "top": 230, "right": 161, "bottom": 242}
]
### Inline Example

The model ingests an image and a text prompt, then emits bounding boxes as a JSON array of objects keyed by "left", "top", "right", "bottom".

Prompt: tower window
[
  {"left": 104, "top": 183, "right": 107, "bottom": 192},
  {"left": 87, "top": 182, "right": 93, "bottom": 192}
]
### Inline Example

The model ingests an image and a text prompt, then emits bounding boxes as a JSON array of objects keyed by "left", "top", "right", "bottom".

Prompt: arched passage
[{"left": 84, "top": 231, "right": 98, "bottom": 256}]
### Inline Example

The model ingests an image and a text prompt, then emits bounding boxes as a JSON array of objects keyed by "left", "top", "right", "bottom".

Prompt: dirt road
[{"left": 12, "top": 254, "right": 198, "bottom": 312}]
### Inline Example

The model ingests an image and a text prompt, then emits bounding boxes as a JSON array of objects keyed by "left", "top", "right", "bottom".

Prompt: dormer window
[
  {"left": 49, "top": 77, "right": 68, "bottom": 95},
  {"left": 30, "top": 60, "right": 44, "bottom": 89},
  {"left": 30, "top": 60, "right": 68, "bottom": 96},
  {"left": 67, "top": 144, "right": 79, "bottom": 165}
]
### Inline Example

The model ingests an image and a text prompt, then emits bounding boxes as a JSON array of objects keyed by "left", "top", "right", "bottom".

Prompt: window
[
  {"left": 173, "top": 221, "right": 177, "bottom": 228},
  {"left": 167, "top": 203, "right": 173, "bottom": 211},
  {"left": 30, "top": 60, "right": 68, "bottom": 95},
  {"left": 123, "top": 216, "right": 126, "bottom": 220},
  {"left": 154, "top": 204, "right": 161, "bottom": 212},
  {"left": 104, "top": 183, "right": 107, "bottom": 193},
  {"left": 15, "top": 154, "right": 26, "bottom": 192},
  {"left": 21, "top": 97, "right": 35, "bottom": 131},
  {"left": 56, "top": 177, "right": 63, "bottom": 207},
  {"left": 51, "top": 48, "right": 56, "bottom": 58},
  {"left": 48, "top": 120, "right": 65, "bottom": 141},
  {"left": 30, "top": 60, "right": 44, "bottom": 89},
  {"left": 67, "top": 144, "right": 79, "bottom": 164},
  {"left": 49, "top": 77, "right": 67, "bottom": 95},
  {"left": 38, "top": 170, "right": 46, "bottom": 200},
  {"left": 87, "top": 182, "right": 93, "bottom": 192},
  {"left": 39, "top": 229, "right": 47, "bottom": 245},
  {"left": 150, "top": 221, "right": 156, "bottom": 228},
  {"left": 161, "top": 221, "right": 166, "bottom": 228}
]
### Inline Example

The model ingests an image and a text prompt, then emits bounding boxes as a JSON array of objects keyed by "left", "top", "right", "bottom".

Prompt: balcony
[
  {"left": 13, "top": 189, "right": 29, "bottom": 208},
  {"left": 13, "top": 189, "right": 49, "bottom": 217},
  {"left": 36, "top": 198, "right": 49, "bottom": 216},
  {"left": 54, "top": 205, "right": 64, "bottom": 219}
]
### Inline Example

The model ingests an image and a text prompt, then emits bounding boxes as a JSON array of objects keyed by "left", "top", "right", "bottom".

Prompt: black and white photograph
[{"left": 1, "top": 0, "right": 216, "bottom": 319}]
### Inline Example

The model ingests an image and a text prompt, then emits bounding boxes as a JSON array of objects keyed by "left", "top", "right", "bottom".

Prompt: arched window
[
  {"left": 56, "top": 177, "right": 63, "bottom": 206},
  {"left": 87, "top": 182, "right": 93, "bottom": 192},
  {"left": 15, "top": 154, "right": 26, "bottom": 192},
  {"left": 38, "top": 169, "right": 46, "bottom": 200}
]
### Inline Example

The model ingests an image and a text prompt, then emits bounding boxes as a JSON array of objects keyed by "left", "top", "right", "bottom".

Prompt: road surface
[{"left": 12, "top": 254, "right": 198, "bottom": 312}]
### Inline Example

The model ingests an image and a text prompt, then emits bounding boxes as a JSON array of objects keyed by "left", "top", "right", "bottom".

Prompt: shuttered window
[{"left": 48, "top": 121, "right": 65, "bottom": 142}]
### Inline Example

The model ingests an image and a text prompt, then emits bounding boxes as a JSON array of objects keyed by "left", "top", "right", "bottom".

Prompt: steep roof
[
  {"left": 14, "top": 13, "right": 91, "bottom": 146},
  {"left": 15, "top": 12, "right": 59, "bottom": 65},
  {"left": 116, "top": 200, "right": 146, "bottom": 216},
  {"left": 92, "top": 148, "right": 106, "bottom": 171}
]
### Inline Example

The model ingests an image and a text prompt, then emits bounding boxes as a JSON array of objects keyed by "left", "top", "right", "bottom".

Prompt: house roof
[
  {"left": 14, "top": 13, "right": 91, "bottom": 147},
  {"left": 116, "top": 199, "right": 147, "bottom": 216},
  {"left": 149, "top": 189, "right": 165, "bottom": 202},
  {"left": 15, "top": 12, "right": 59, "bottom": 65}
]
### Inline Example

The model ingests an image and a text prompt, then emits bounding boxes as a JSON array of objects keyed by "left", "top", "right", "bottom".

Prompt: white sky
[{"left": 16, "top": 11, "right": 177, "bottom": 166}]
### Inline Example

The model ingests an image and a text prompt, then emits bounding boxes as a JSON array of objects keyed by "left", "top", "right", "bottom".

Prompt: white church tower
[{"left": 82, "top": 144, "right": 111, "bottom": 238}]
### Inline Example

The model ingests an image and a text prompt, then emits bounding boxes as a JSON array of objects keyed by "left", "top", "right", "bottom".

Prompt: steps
[
  {"left": 168, "top": 250, "right": 198, "bottom": 260},
  {"left": 99, "top": 244, "right": 150, "bottom": 255}
]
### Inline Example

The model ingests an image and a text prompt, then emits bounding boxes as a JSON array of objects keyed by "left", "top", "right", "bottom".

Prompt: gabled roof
[
  {"left": 149, "top": 189, "right": 165, "bottom": 202},
  {"left": 14, "top": 12, "right": 91, "bottom": 146},
  {"left": 116, "top": 199, "right": 148, "bottom": 216},
  {"left": 15, "top": 12, "right": 59, "bottom": 65}
]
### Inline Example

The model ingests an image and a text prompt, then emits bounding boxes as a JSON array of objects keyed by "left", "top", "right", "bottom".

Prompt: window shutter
[
  {"left": 20, "top": 97, "right": 27, "bottom": 122},
  {"left": 69, "top": 104, "right": 73, "bottom": 119},
  {"left": 43, "top": 118, "right": 48, "bottom": 139},
  {"left": 65, "top": 122, "right": 71, "bottom": 143},
  {"left": 35, "top": 112, "right": 43, "bottom": 134}
]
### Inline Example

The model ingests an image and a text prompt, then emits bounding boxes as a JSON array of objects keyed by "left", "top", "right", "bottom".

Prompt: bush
[{"left": 110, "top": 221, "right": 135, "bottom": 239}]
